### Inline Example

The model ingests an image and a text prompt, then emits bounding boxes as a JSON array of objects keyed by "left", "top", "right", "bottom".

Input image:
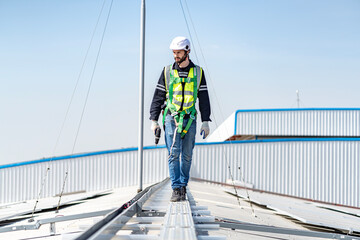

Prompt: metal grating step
[{"left": 76, "top": 179, "right": 226, "bottom": 240}]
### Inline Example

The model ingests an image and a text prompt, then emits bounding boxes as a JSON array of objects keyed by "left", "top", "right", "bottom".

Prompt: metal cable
[
  {"left": 179, "top": 0, "right": 199, "bottom": 64},
  {"left": 168, "top": 126, "right": 179, "bottom": 162},
  {"left": 179, "top": 0, "right": 240, "bottom": 204},
  {"left": 56, "top": 0, "right": 114, "bottom": 212},
  {"left": 180, "top": 0, "right": 256, "bottom": 216},
  {"left": 28, "top": 167, "right": 50, "bottom": 222},
  {"left": 29, "top": 0, "right": 108, "bottom": 220}
]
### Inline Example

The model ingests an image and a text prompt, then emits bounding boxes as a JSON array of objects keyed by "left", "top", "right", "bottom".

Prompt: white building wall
[
  {"left": 1, "top": 140, "right": 359, "bottom": 208},
  {"left": 207, "top": 108, "right": 360, "bottom": 142},
  {"left": 236, "top": 109, "right": 360, "bottom": 136},
  {"left": 192, "top": 140, "right": 360, "bottom": 207},
  {"left": 0, "top": 148, "right": 169, "bottom": 204}
]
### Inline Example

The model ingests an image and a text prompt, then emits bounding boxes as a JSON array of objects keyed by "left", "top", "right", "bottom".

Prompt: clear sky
[{"left": 1, "top": 0, "right": 359, "bottom": 164}]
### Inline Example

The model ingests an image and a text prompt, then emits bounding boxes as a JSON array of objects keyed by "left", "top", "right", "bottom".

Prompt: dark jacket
[{"left": 150, "top": 60, "right": 211, "bottom": 122}]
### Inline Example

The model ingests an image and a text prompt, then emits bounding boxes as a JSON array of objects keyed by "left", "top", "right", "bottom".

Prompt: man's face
[{"left": 173, "top": 50, "right": 188, "bottom": 63}]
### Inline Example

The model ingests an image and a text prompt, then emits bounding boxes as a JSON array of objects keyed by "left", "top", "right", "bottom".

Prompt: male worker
[{"left": 150, "top": 36, "right": 211, "bottom": 202}]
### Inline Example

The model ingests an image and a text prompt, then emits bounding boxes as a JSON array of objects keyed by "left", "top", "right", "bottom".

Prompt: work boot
[
  {"left": 180, "top": 186, "right": 187, "bottom": 201},
  {"left": 170, "top": 188, "right": 181, "bottom": 202}
]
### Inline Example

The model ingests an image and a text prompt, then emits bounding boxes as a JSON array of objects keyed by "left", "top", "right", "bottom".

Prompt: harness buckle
[{"left": 190, "top": 115, "right": 196, "bottom": 120}]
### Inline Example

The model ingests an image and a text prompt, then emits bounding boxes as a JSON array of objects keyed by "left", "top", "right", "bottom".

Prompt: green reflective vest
[{"left": 163, "top": 64, "right": 202, "bottom": 137}]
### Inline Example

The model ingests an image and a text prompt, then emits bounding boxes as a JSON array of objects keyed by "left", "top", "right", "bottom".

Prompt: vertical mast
[{"left": 137, "top": 0, "right": 146, "bottom": 192}]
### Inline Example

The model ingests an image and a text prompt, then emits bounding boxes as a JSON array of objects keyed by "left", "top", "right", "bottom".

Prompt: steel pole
[{"left": 137, "top": 0, "right": 145, "bottom": 192}]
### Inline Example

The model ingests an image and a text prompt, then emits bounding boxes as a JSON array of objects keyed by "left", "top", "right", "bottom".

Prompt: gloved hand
[
  {"left": 151, "top": 120, "right": 160, "bottom": 134},
  {"left": 200, "top": 121, "right": 210, "bottom": 139}
]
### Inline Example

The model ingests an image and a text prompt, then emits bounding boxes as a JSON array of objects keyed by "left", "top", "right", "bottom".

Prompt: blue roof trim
[
  {"left": 234, "top": 108, "right": 360, "bottom": 135},
  {"left": 235, "top": 108, "right": 360, "bottom": 113},
  {"left": 0, "top": 145, "right": 167, "bottom": 169},
  {"left": 2, "top": 138, "right": 360, "bottom": 169},
  {"left": 200, "top": 138, "right": 360, "bottom": 146}
]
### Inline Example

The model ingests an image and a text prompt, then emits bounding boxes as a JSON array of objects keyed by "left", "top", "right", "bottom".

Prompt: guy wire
[
  {"left": 56, "top": 0, "right": 114, "bottom": 212},
  {"left": 179, "top": 0, "right": 199, "bottom": 63},
  {"left": 30, "top": 0, "right": 108, "bottom": 220},
  {"left": 180, "top": 0, "right": 256, "bottom": 216}
]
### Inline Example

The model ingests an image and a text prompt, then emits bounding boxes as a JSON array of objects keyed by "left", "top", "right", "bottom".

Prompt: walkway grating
[{"left": 76, "top": 178, "right": 225, "bottom": 240}]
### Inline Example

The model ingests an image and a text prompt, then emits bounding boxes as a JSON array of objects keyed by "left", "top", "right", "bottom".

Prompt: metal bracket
[{"left": 137, "top": 210, "right": 166, "bottom": 217}]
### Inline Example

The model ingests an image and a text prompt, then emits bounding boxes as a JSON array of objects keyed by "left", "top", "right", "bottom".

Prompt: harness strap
[
  {"left": 162, "top": 107, "right": 168, "bottom": 126},
  {"left": 162, "top": 65, "right": 202, "bottom": 137},
  {"left": 163, "top": 105, "right": 197, "bottom": 138},
  {"left": 177, "top": 112, "right": 186, "bottom": 134},
  {"left": 180, "top": 108, "right": 197, "bottom": 138}
]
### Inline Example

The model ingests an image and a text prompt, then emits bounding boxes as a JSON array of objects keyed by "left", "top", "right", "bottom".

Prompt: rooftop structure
[
  {"left": 1, "top": 108, "right": 360, "bottom": 239},
  {"left": 2, "top": 139, "right": 359, "bottom": 208},
  {"left": 207, "top": 108, "right": 360, "bottom": 142}
]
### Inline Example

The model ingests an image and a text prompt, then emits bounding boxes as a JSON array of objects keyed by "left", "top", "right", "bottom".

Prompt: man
[{"left": 150, "top": 36, "right": 211, "bottom": 202}]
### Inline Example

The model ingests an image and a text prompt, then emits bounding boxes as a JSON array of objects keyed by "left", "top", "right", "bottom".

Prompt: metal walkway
[{"left": 76, "top": 178, "right": 225, "bottom": 240}]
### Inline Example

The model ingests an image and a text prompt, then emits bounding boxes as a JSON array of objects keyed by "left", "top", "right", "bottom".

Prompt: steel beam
[
  {"left": 129, "top": 217, "right": 164, "bottom": 223},
  {"left": 112, "top": 236, "right": 158, "bottom": 240},
  {"left": 193, "top": 216, "right": 215, "bottom": 223},
  {"left": 121, "top": 223, "right": 162, "bottom": 231},
  {"left": 0, "top": 209, "right": 113, "bottom": 233},
  {"left": 75, "top": 178, "right": 168, "bottom": 240},
  {"left": 192, "top": 210, "right": 211, "bottom": 216},
  {"left": 218, "top": 221, "right": 360, "bottom": 240},
  {"left": 197, "top": 237, "right": 227, "bottom": 240}
]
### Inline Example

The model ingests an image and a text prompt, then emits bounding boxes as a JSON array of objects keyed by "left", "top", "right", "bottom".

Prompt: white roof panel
[
  {"left": 1, "top": 180, "right": 359, "bottom": 240},
  {"left": 223, "top": 186, "right": 360, "bottom": 234}
]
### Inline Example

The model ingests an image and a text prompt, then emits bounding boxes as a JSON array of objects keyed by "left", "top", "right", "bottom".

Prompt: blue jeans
[{"left": 164, "top": 114, "right": 196, "bottom": 189}]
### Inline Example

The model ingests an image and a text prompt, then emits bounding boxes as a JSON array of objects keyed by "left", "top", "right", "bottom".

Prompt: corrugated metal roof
[
  {"left": 0, "top": 185, "right": 139, "bottom": 239},
  {"left": 2, "top": 139, "right": 360, "bottom": 208},
  {"left": 2, "top": 179, "right": 359, "bottom": 239},
  {"left": 222, "top": 183, "right": 360, "bottom": 236}
]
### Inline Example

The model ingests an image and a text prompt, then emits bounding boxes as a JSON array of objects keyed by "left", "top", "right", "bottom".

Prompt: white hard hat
[{"left": 169, "top": 36, "right": 190, "bottom": 51}]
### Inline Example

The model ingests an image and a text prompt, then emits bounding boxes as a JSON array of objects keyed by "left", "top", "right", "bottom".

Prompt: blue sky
[{"left": 1, "top": 0, "right": 359, "bottom": 164}]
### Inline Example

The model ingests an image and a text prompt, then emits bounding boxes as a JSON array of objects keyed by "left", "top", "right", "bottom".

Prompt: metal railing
[{"left": 1, "top": 139, "right": 359, "bottom": 208}]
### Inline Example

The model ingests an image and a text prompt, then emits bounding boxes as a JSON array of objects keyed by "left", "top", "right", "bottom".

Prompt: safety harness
[{"left": 162, "top": 64, "right": 202, "bottom": 138}]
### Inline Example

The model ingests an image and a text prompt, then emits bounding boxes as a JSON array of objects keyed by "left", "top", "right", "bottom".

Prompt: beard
[{"left": 174, "top": 52, "right": 188, "bottom": 64}]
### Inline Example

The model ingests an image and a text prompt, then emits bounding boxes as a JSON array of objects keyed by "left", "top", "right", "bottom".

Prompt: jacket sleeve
[
  {"left": 149, "top": 68, "right": 167, "bottom": 121},
  {"left": 198, "top": 70, "right": 211, "bottom": 122}
]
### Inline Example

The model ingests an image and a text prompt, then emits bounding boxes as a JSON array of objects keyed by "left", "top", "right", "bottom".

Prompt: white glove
[
  {"left": 200, "top": 121, "right": 210, "bottom": 139},
  {"left": 151, "top": 120, "right": 160, "bottom": 134}
]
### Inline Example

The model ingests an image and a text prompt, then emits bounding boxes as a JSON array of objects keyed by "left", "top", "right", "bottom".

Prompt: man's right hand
[{"left": 151, "top": 120, "right": 160, "bottom": 134}]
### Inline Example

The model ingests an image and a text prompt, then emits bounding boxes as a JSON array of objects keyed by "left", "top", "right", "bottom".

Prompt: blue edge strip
[
  {"left": 2, "top": 108, "right": 360, "bottom": 170},
  {"left": 234, "top": 107, "right": 360, "bottom": 136}
]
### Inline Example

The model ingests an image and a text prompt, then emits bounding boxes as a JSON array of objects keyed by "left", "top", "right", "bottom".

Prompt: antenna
[{"left": 296, "top": 90, "right": 300, "bottom": 108}]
